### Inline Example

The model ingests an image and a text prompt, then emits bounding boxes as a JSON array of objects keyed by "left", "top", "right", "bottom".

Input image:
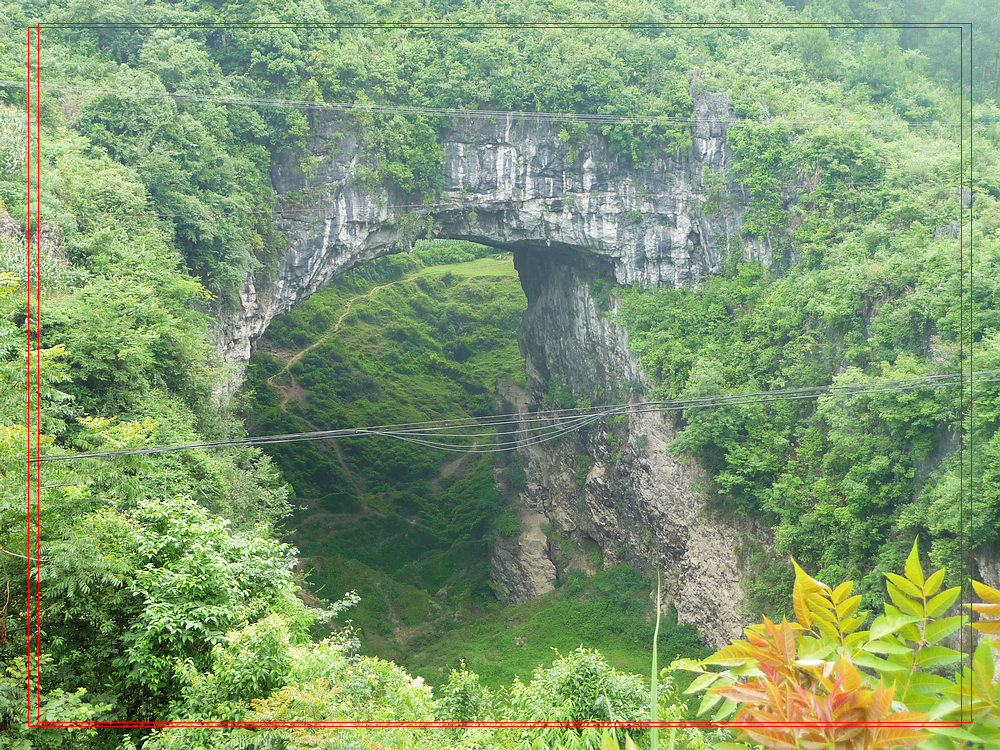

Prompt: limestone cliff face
[
  {"left": 217, "top": 92, "right": 774, "bottom": 646},
  {"left": 215, "top": 92, "right": 752, "bottom": 385},
  {"left": 492, "top": 254, "right": 769, "bottom": 647},
  {"left": 976, "top": 542, "right": 1000, "bottom": 593}
]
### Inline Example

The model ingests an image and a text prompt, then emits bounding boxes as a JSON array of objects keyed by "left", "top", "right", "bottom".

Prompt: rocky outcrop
[
  {"left": 217, "top": 91, "right": 777, "bottom": 646},
  {"left": 973, "top": 542, "right": 1000, "bottom": 678},
  {"left": 0, "top": 209, "right": 21, "bottom": 241},
  {"left": 491, "top": 255, "right": 769, "bottom": 647},
  {"left": 215, "top": 92, "right": 755, "bottom": 390},
  {"left": 0, "top": 210, "right": 68, "bottom": 277},
  {"left": 976, "top": 542, "right": 1000, "bottom": 593}
]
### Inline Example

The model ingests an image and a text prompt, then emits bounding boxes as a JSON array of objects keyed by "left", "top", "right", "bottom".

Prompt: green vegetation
[
  {"left": 402, "top": 564, "right": 708, "bottom": 690},
  {"left": 0, "top": 273, "right": 311, "bottom": 743},
  {"left": 1, "top": 0, "right": 998, "bottom": 747},
  {"left": 610, "top": 29, "right": 1000, "bottom": 613},
  {"left": 242, "top": 246, "right": 709, "bottom": 688},
  {"left": 242, "top": 240, "right": 528, "bottom": 649}
]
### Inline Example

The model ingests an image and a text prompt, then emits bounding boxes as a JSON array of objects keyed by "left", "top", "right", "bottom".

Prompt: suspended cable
[
  {"left": 30, "top": 371, "right": 983, "bottom": 459},
  {"left": 34, "top": 372, "right": 997, "bottom": 459},
  {"left": 364, "top": 378, "right": 1000, "bottom": 454},
  {"left": 27, "top": 371, "right": 998, "bottom": 462},
  {"left": 2, "top": 79, "right": 984, "bottom": 128}
]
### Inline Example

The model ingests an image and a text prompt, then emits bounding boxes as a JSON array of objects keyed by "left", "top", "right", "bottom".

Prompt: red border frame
[{"left": 25, "top": 19, "right": 974, "bottom": 733}]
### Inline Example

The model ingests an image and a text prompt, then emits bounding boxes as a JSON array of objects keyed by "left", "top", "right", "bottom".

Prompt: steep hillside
[{"left": 241, "top": 242, "right": 528, "bottom": 651}]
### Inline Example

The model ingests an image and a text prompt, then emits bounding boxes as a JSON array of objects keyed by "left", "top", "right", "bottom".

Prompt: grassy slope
[
  {"left": 244, "top": 248, "right": 522, "bottom": 637},
  {"left": 401, "top": 564, "right": 708, "bottom": 691}
]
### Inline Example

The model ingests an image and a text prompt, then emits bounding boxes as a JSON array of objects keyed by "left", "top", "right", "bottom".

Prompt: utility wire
[
  {"left": 27, "top": 371, "right": 999, "bottom": 462},
  {"left": 350, "top": 378, "right": 1000, "bottom": 454},
  {"left": 25, "top": 371, "right": 994, "bottom": 461},
  {"left": 2, "top": 79, "right": 984, "bottom": 127},
  {"left": 26, "top": 373, "right": 978, "bottom": 458},
  {"left": 40, "top": 374, "right": 999, "bottom": 457}
]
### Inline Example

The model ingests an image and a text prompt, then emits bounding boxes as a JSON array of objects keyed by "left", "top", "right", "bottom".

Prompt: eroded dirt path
[
  {"left": 266, "top": 275, "right": 418, "bottom": 410},
  {"left": 429, "top": 443, "right": 478, "bottom": 496},
  {"left": 260, "top": 275, "right": 434, "bottom": 622},
  {"left": 261, "top": 270, "right": 485, "bottom": 635}
]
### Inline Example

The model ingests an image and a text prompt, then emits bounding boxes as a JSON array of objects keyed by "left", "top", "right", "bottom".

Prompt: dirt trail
[
  {"left": 266, "top": 275, "right": 418, "bottom": 409},
  {"left": 264, "top": 270, "right": 491, "bottom": 635},
  {"left": 293, "top": 557, "right": 328, "bottom": 610},
  {"left": 300, "top": 411, "right": 368, "bottom": 496},
  {"left": 429, "top": 442, "right": 478, "bottom": 496},
  {"left": 264, "top": 277, "right": 418, "bottom": 491},
  {"left": 263, "top": 276, "right": 432, "bottom": 616}
]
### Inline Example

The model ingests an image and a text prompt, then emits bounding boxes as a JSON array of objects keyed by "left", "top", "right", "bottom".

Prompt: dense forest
[{"left": 2, "top": 0, "right": 999, "bottom": 749}]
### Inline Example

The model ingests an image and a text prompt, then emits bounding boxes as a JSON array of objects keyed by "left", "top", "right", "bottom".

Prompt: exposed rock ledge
[
  {"left": 491, "top": 253, "right": 770, "bottom": 647},
  {"left": 213, "top": 91, "right": 756, "bottom": 393}
]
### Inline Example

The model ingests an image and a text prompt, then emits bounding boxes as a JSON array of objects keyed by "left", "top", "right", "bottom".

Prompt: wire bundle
[{"left": 30, "top": 370, "right": 998, "bottom": 462}]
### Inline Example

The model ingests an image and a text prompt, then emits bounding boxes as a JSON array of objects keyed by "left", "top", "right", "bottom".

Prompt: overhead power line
[
  {"left": 28, "top": 371, "right": 999, "bottom": 462},
  {"left": 1, "top": 79, "right": 985, "bottom": 128}
]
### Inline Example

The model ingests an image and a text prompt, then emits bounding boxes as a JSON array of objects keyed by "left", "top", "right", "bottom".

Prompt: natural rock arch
[
  {"left": 217, "top": 92, "right": 749, "bottom": 372},
  {"left": 219, "top": 91, "right": 773, "bottom": 647}
]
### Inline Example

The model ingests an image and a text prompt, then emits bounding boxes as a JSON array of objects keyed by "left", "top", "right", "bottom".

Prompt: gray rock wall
[
  {"left": 492, "top": 255, "right": 769, "bottom": 647},
  {"left": 215, "top": 92, "right": 754, "bottom": 385}
]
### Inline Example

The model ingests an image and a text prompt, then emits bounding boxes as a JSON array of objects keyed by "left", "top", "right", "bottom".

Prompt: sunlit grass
[
  {"left": 414, "top": 255, "right": 517, "bottom": 279},
  {"left": 399, "top": 565, "right": 709, "bottom": 691}
]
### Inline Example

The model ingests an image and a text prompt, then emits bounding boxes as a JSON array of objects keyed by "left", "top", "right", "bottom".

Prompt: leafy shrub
[
  {"left": 495, "top": 508, "right": 521, "bottom": 537},
  {"left": 43, "top": 494, "right": 318, "bottom": 719},
  {"left": 505, "top": 646, "right": 648, "bottom": 744},
  {"left": 414, "top": 239, "right": 495, "bottom": 266},
  {"left": 0, "top": 103, "right": 26, "bottom": 177},
  {"left": 438, "top": 660, "right": 494, "bottom": 723},
  {"left": 548, "top": 376, "right": 577, "bottom": 409},
  {"left": 673, "top": 539, "right": 1000, "bottom": 749}
]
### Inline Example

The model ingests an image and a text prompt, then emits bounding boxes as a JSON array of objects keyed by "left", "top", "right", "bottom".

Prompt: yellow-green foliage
[{"left": 673, "top": 539, "right": 1000, "bottom": 750}]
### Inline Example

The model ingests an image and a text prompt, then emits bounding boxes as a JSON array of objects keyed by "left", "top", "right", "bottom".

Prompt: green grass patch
[
  {"left": 399, "top": 564, "right": 709, "bottom": 691},
  {"left": 415, "top": 255, "right": 517, "bottom": 279}
]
